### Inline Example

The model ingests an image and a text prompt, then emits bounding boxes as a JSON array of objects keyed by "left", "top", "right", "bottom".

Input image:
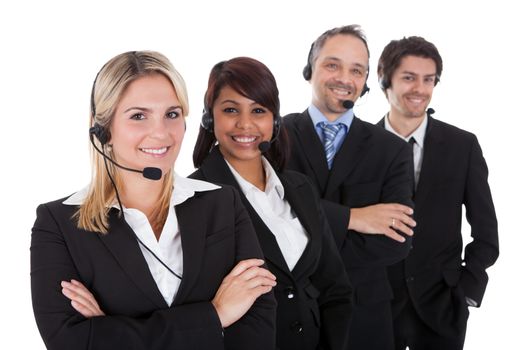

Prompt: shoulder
[
  {"left": 282, "top": 111, "right": 308, "bottom": 126},
  {"left": 191, "top": 184, "right": 241, "bottom": 204},
  {"left": 36, "top": 195, "right": 78, "bottom": 216},
  {"left": 431, "top": 118, "right": 476, "bottom": 139},
  {"left": 429, "top": 118, "right": 479, "bottom": 149},
  {"left": 33, "top": 195, "right": 80, "bottom": 234},
  {"left": 280, "top": 169, "right": 313, "bottom": 186},
  {"left": 355, "top": 117, "right": 408, "bottom": 147}
]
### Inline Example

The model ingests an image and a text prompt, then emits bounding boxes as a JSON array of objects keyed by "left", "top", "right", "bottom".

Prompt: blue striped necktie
[{"left": 321, "top": 122, "right": 343, "bottom": 169}]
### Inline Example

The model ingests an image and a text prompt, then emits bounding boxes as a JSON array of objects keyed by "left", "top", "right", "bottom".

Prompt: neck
[
  {"left": 226, "top": 156, "right": 266, "bottom": 192},
  {"left": 387, "top": 110, "right": 425, "bottom": 138},
  {"left": 118, "top": 170, "right": 165, "bottom": 217}
]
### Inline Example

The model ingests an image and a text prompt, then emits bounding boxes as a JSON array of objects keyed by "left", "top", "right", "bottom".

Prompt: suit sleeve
[
  {"left": 223, "top": 187, "right": 277, "bottom": 350},
  {"left": 31, "top": 203, "right": 226, "bottom": 350},
  {"left": 325, "top": 141, "right": 414, "bottom": 267},
  {"left": 311, "top": 202, "right": 353, "bottom": 350},
  {"left": 459, "top": 136, "right": 499, "bottom": 306}
]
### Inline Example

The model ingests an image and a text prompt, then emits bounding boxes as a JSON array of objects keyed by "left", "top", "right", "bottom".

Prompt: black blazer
[
  {"left": 283, "top": 111, "right": 414, "bottom": 306},
  {"left": 379, "top": 116, "right": 499, "bottom": 336},
  {"left": 31, "top": 186, "right": 276, "bottom": 350},
  {"left": 190, "top": 147, "right": 353, "bottom": 350}
]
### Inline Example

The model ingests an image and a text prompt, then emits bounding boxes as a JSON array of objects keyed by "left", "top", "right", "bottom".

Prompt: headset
[
  {"left": 88, "top": 65, "right": 179, "bottom": 279},
  {"left": 302, "top": 42, "right": 370, "bottom": 97},
  {"left": 201, "top": 103, "right": 282, "bottom": 150}
]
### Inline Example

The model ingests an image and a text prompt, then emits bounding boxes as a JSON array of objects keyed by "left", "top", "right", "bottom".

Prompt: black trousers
[
  {"left": 347, "top": 300, "right": 395, "bottom": 350},
  {"left": 393, "top": 300, "right": 468, "bottom": 350}
]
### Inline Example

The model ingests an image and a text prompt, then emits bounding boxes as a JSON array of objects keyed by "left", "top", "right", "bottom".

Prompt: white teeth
[
  {"left": 331, "top": 88, "right": 350, "bottom": 96},
  {"left": 233, "top": 136, "right": 256, "bottom": 143},
  {"left": 141, "top": 147, "right": 168, "bottom": 154}
]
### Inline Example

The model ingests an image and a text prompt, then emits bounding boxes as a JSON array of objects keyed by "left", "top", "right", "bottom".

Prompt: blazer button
[
  {"left": 290, "top": 321, "right": 303, "bottom": 333},
  {"left": 406, "top": 276, "right": 414, "bottom": 282},
  {"left": 284, "top": 287, "right": 295, "bottom": 299}
]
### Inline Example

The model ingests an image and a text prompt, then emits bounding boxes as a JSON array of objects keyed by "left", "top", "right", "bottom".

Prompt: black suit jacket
[
  {"left": 379, "top": 116, "right": 499, "bottom": 336},
  {"left": 283, "top": 111, "right": 414, "bottom": 306},
  {"left": 31, "top": 186, "right": 276, "bottom": 350},
  {"left": 190, "top": 147, "right": 353, "bottom": 350}
]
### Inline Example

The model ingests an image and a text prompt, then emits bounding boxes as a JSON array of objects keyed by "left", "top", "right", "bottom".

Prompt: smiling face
[
  {"left": 310, "top": 34, "right": 369, "bottom": 121},
  {"left": 386, "top": 55, "right": 437, "bottom": 120},
  {"left": 109, "top": 73, "right": 185, "bottom": 179},
  {"left": 212, "top": 85, "right": 274, "bottom": 168}
]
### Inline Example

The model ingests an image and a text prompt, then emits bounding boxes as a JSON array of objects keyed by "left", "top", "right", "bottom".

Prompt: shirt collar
[
  {"left": 62, "top": 173, "right": 220, "bottom": 209},
  {"left": 384, "top": 114, "right": 428, "bottom": 147},
  {"left": 308, "top": 104, "right": 354, "bottom": 130},
  {"left": 226, "top": 157, "right": 285, "bottom": 199}
]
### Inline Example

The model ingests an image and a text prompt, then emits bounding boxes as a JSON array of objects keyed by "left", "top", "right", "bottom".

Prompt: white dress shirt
[
  {"left": 226, "top": 158, "right": 309, "bottom": 271},
  {"left": 63, "top": 173, "right": 220, "bottom": 306},
  {"left": 384, "top": 115, "right": 428, "bottom": 186}
]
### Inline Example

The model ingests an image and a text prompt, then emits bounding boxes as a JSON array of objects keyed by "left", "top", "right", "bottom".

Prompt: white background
[{"left": 1, "top": 0, "right": 523, "bottom": 348}]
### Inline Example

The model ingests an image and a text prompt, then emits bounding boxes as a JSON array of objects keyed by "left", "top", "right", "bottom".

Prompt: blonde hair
[{"left": 77, "top": 51, "right": 189, "bottom": 233}]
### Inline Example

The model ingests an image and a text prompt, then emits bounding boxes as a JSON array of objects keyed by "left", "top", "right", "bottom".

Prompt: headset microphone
[
  {"left": 89, "top": 128, "right": 162, "bottom": 181},
  {"left": 427, "top": 107, "right": 435, "bottom": 116},
  {"left": 258, "top": 140, "right": 272, "bottom": 153},
  {"left": 342, "top": 100, "right": 354, "bottom": 109}
]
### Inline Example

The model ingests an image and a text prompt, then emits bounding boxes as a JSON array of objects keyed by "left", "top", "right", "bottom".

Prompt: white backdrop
[{"left": 1, "top": 0, "right": 523, "bottom": 348}]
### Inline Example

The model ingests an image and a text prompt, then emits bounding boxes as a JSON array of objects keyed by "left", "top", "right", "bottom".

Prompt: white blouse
[{"left": 63, "top": 174, "right": 220, "bottom": 306}]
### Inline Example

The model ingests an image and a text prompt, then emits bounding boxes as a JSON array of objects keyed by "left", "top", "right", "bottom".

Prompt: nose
[
  {"left": 412, "top": 78, "right": 425, "bottom": 93},
  {"left": 149, "top": 116, "right": 171, "bottom": 139},
  {"left": 235, "top": 111, "right": 253, "bottom": 130}
]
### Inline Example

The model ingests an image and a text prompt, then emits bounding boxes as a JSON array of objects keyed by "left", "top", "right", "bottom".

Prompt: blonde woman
[{"left": 31, "top": 51, "right": 276, "bottom": 350}]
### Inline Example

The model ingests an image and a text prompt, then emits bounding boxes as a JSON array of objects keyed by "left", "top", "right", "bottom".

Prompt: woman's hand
[
  {"left": 61, "top": 279, "right": 105, "bottom": 318},
  {"left": 212, "top": 259, "right": 276, "bottom": 328}
]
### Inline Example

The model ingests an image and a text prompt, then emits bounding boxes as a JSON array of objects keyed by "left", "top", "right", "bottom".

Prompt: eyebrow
[
  {"left": 401, "top": 71, "right": 436, "bottom": 77},
  {"left": 124, "top": 105, "right": 182, "bottom": 113},
  {"left": 219, "top": 99, "right": 262, "bottom": 107},
  {"left": 322, "top": 56, "right": 368, "bottom": 70}
]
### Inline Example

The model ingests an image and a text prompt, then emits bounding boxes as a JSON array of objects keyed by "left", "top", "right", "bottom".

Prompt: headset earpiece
[
  {"left": 361, "top": 83, "right": 370, "bottom": 97},
  {"left": 303, "top": 42, "right": 315, "bottom": 81},
  {"left": 273, "top": 115, "right": 281, "bottom": 138},
  {"left": 89, "top": 123, "right": 110, "bottom": 145},
  {"left": 201, "top": 107, "right": 214, "bottom": 133}
]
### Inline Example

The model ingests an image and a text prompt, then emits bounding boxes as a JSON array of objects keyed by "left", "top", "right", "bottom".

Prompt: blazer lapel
[
  {"left": 415, "top": 117, "right": 444, "bottom": 205},
  {"left": 99, "top": 212, "right": 167, "bottom": 309},
  {"left": 173, "top": 197, "right": 207, "bottom": 303},
  {"left": 325, "top": 117, "right": 370, "bottom": 197},
  {"left": 199, "top": 147, "right": 291, "bottom": 275},
  {"left": 295, "top": 111, "right": 330, "bottom": 192},
  {"left": 280, "top": 174, "right": 320, "bottom": 279}
]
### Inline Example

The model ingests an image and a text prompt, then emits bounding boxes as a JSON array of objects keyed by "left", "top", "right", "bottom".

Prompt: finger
[
  {"left": 71, "top": 300, "right": 97, "bottom": 318},
  {"left": 244, "top": 276, "right": 278, "bottom": 289},
  {"left": 391, "top": 218, "right": 414, "bottom": 236},
  {"left": 393, "top": 213, "right": 417, "bottom": 228},
  {"left": 61, "top": 282, "right": 100, "bottom": 311},
  {"left": 236, "top": 266, "right": 276, "bottom": 282},
  {"left": 248, "top": 285, "right": 275, "bottom": 298},
  {"left": 385, "top": 203, "right": 414, "bottom": 214},
  {"left": 61, "top": 281, "right": 96, "bottom": 304},
  {"left": 228, "top": 259, "right": 265, "bottom": 277},
  {"left": 384, "top": 228, "right": 406, "bottom": 243}
]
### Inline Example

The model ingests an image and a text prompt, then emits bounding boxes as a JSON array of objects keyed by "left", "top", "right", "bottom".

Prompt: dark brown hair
[
  {"left": 377, "top": 36, "right": 443, "bottom": 91},
  {"left": 193, "top": 56, "right": 289, "bottom": 171}
]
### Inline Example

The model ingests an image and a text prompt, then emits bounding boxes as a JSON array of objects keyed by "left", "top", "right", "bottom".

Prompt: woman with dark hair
[{"left": 191, "top": 57, "right": 353, "bottom": 350}]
